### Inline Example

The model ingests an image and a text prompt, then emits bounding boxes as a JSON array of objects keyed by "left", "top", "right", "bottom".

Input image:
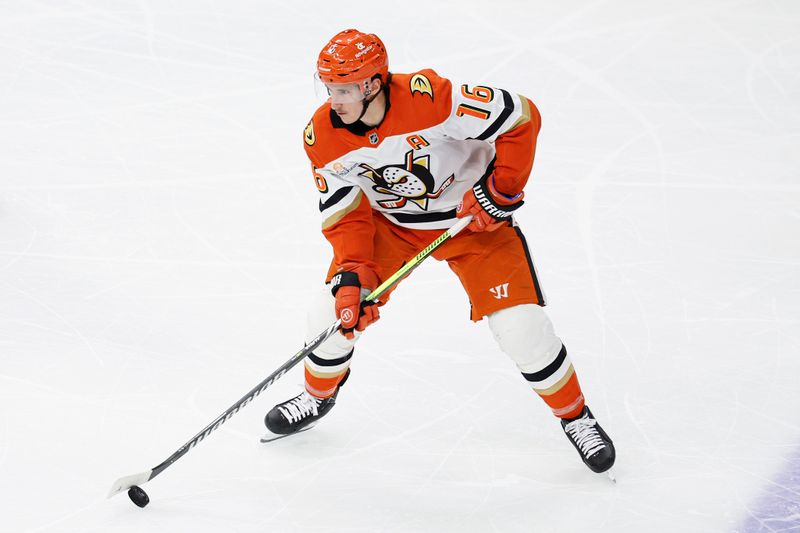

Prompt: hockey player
[{"left": 263, "top": 29, "right": 615, "bottom": 475}]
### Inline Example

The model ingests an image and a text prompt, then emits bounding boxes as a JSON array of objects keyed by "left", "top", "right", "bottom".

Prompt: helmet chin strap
[{"left": 357, "top": 84, "right": 382, "bottom": 122}]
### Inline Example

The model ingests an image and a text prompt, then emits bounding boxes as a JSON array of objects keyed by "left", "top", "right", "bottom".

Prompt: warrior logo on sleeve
[{"left": 358, "top": 150, "right": 454, "bottom": 210}]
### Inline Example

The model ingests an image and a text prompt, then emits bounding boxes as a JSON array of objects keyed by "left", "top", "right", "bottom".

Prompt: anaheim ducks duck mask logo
[{"left": 359, "top": 150, "right": 454, "bottom": 210}]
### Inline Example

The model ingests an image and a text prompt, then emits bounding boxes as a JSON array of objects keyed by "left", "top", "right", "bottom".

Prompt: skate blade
[
  {"left": 259, "top": 424, "right": 315, "bottom": 443},
  {"left": 606, "top": 468, "right": 617, "bottom": 484}
]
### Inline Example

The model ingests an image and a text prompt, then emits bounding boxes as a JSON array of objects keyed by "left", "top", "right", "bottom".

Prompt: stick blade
[{"left": 107, "top": 470, "right": 153, "bottom": 498}]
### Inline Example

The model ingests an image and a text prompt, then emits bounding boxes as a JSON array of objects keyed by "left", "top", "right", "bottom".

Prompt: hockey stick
[{"left": 107, "top": 215, "right": 472, "bottom": 501}]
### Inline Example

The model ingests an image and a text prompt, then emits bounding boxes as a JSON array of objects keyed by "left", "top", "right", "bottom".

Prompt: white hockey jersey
[{"left": 303, "top": 69, "right": 540, "bottom": 233}]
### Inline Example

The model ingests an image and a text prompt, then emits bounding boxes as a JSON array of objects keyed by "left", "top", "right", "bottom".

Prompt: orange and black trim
[{"left": 512, "top": 226, "right": 545, "bottom": 306}]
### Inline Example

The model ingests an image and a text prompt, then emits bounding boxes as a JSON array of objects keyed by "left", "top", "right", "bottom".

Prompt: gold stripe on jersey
[
  {"left": 321, "top": 190, "right": 363, "bottom": 230},
  {"left": 505, "top": 94, "right": 531, "bottom": 133}
]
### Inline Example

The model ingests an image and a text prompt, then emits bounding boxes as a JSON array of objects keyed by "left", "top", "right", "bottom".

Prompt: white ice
[{"left": 1, "top": 1, "right": 799, "bottom": 532}]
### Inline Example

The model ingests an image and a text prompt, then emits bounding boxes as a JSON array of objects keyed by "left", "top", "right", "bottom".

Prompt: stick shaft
[
  {"left": 108, "top": 216, "right": 470, "bottom": 497},
  {"left": 366, "top": 216, "right": 471, "bottom": 302},
  {"left": 149, "top": 320, "right": 340, "bottom": 480}
]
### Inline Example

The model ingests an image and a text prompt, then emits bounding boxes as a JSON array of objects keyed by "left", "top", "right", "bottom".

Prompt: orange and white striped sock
[
  {"left": 521, "top": 344, "right": 585, "bottom": 419},
  {"left": 304, "top": 350, "right": 352, "bottom": 399}
]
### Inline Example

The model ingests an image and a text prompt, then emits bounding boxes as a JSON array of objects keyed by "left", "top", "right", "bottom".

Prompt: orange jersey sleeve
[
  {"left": 492, "top": 97, "right": 541, "bottom": 197},
  {"left": 321, "top": 192, "right": 378, "bottom": 272},
  {"left": 304, "top": 107, "right": 377, "bottom": 270}
]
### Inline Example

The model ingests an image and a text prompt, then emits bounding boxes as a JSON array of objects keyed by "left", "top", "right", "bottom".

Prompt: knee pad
[
  {"left": 306, "top": 285, "right": 358, "bottom": 360},
  {"left": 487, "top": 304, "right": 563, "bottom": 373}
]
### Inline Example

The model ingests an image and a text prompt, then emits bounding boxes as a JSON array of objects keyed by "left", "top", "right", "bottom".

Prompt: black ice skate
[
  {"left": 561, "top": 406, "right": 616, "bottom": 480},
  {"left": 261, "top": 370, "right": 348, "bottom": 443}
]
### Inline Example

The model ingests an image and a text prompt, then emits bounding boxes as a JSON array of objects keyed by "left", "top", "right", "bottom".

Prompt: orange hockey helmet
[{"left": 317, "top": 29, "right": 389, "bottom": 85}]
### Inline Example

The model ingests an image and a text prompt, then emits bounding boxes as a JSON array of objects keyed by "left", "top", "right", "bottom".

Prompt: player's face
[
  {"left": 330, "top": 98, "right": 364, "bottom": 124},
  {"left": 315, "top": 75, "right": 374, "bottom": 124},
  {"left": 326, "top": 82, "right": 365, "bottom": 104},
  {"left": 324, "top": 82, "right": 366, "bottom": 124}
]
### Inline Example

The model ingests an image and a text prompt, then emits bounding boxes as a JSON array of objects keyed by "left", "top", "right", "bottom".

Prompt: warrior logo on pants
[{"left": 489, "top": 283, "right": 509, "bottom": 299}]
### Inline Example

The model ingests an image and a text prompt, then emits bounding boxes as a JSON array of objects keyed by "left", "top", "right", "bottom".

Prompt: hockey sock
[
  {"left": 521, "top": 345, "right": 586, "bottom": 419},
  {"left": 304, "top": 350, "right": 353, "bottom": 398}
]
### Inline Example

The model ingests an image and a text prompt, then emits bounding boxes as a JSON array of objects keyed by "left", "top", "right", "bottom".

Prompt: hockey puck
[{"left": 128, "top": 485, "right": 150, "bottom": 508}]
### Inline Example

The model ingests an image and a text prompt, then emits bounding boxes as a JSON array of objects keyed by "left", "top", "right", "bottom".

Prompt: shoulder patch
[
  {"left": 410, "top": 74, "right": 434, "bottom": 100},
  {"left": 304, "top": 120, "right": 315, "bottom": 146}
]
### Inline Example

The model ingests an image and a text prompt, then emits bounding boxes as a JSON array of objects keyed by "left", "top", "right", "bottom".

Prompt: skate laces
[
  {"left": 564, "top": 414, "right": 606, "bottom": 458},
  {"left": 277, "top": 392, "right": 321, "bottom": 423}
]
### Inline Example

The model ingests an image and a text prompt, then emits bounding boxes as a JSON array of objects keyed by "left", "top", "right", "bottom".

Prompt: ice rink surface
[{"left": 1, "top": 1, "right": 799, "bottom": 531}]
